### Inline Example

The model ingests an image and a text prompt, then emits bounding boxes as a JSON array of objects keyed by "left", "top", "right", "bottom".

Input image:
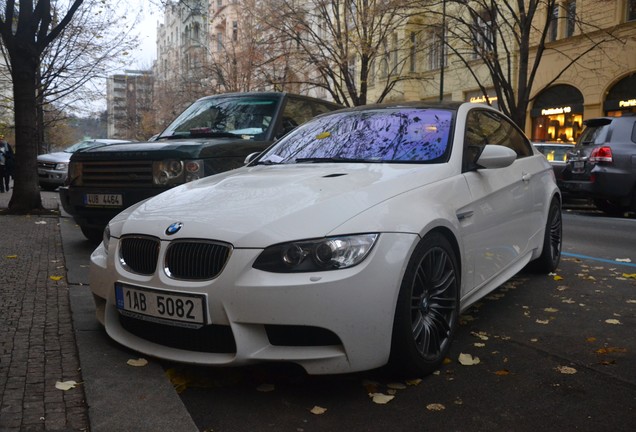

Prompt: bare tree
[
  {"left": 256, "top": 0, "right": 433, "bottom": 107},
  {"left": 0, "top": 0, "right": 139, "bottom": 213},
  {"left": 438, "top": 0, "right": 621, "bottom": 129}
]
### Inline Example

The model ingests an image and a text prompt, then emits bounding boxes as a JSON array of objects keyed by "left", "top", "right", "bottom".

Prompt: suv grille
[
  {"left": 81, "top": 161, "right": 153, "bottom": 186},
  {"left": 165, "top": 240, "right": 231, "bottom": 280},
  {"left": 120, "top": 236, "right": 159, "bottom": 275},
  {"left": 38, "top": 161, "right": 57, "bottom": 170}
]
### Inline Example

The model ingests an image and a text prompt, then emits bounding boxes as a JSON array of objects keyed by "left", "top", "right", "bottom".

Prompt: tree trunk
[{"left": 8, "top": 45, "right": 44, "bottom": 213}]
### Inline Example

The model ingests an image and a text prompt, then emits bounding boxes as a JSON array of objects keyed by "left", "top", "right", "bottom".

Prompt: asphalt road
[{"left": 57, "top": 190, "right": 635, "bottom": 432}]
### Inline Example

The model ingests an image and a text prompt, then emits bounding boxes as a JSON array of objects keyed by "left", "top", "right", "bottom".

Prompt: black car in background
[
  {"left": 560, "top": 114, "right": 636, "bottom": 215},
  {"left": 532, "top": 142, "right": 574, "bottom": 184}
]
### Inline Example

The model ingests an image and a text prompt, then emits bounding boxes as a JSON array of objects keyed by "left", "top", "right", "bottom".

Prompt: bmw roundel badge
[{"left": 166, "top": 222, "right": 183, "bottom": 235}]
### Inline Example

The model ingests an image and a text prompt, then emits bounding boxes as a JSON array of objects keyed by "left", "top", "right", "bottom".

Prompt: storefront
[
  {"left": 604, "top": 72, "right": 636, "bottom": 117},
  {"left": 531, "top": 84, "right": 584, "bottom": 143}
]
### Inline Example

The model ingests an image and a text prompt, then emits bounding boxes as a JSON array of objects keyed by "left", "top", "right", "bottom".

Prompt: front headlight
[
  {"left": 102, "top": 225, "right": 111, "bottom": 254},
  {"left": 253, "top": 233, "right": 379, "bottom": 273},
  {"left": 55, "top": 162, "right": 68, "bottom": 171},
  {"left": 153, "top": 159, "right": 204, "bottom": 185}
]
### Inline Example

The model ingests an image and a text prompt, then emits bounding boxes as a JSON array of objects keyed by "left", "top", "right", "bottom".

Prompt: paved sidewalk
[{"left": 0, "top": 187, "right": 89, "bottom": 431}]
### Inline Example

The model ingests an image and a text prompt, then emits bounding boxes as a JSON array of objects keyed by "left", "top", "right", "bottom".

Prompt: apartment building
[{"left": 106, "top": 70, "right": 154, "bottom": 140}]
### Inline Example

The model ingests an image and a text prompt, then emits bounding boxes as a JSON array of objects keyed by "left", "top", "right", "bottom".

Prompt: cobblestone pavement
[{"left": 0, "top": 187, "right": 90, "bottom": 431}]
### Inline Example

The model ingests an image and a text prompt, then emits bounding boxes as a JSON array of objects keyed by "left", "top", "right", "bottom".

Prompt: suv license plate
[
  {"left": 572, "top": 161, "right": 585, "bottom": 173},
  {"left": 84, "top": 193, "right": 122, "bottom": 207},
  {"left": 115, "top": 283, "right": 206, "bottom": 326}
]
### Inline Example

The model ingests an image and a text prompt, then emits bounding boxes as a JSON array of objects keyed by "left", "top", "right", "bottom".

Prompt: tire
[
  {"left": 389, "top": 232, "right": 460, "bottom": 377},
  {"left": 593, "top": 199, "right": 627, "bottom": 216},
  {"left": 80, "top": 225, "right": 104, "bottom": 244},
  {"left": 528, "top": 198, "right": 562, "bottom": 273}
]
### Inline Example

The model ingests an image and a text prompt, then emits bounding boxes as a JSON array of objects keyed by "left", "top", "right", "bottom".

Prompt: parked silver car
[{"left": 37, "top": 139, "right": 132, "bottom": 191}]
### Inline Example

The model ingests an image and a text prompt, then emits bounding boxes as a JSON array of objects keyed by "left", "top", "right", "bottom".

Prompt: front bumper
[
  {"left": 59, "top": 186, "right": 170, "bottom": 230},
  {"left": 90, "top": 232, "right": 419, "bottom": 375}
]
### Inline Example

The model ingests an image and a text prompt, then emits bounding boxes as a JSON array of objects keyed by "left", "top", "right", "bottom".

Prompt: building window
[
  {"left": 409, "top": 32, "right": 418, "bottom": 73},
  {"left": 566, "top": 0, "right": 576, "bottom": 37},
  {"left": 217, "top": 32, "right": 223, "bottom": 51},
  {"left": 548, "top": 5, "right": 559, "bottom": 42},
  {"left": 629, "top": 0, "right": 636, "bottom": 21},
  {"left": 428, "top": 27, "right": 444, "bottom": 71},
  {"left": 472, "top": 9, "right": 494, "bottom": 59}
]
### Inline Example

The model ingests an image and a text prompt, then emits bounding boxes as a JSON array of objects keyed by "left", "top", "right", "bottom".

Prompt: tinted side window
[
  {"left": 463, "top": 109, "right": 532, "bottom": 171},
  {"left": 631, "top": 121, "right": 636, "bottom": 144},
  {"left": 278, "top": 98, "right": 338, "bottom": 138}
]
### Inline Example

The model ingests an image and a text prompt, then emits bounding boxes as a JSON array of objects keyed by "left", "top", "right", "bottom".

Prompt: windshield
[
  {"left": 64, "top": 140, "right": 100, "bottom": 153},
  {"left": 159, "top": 96, "right": 279, "bottom": 140},
  {"left": 258, "top": 108, "right": 453, "bottom": 164}
]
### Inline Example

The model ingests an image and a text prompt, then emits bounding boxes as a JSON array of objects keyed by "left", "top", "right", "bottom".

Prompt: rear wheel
[
  {"left": 529, "top": 198, "right": 562, "bottom": 273},
  {"left": 593, "top": 199, "right": 627, "bottom": 216},
  {"left": 389, "top": 232, "right": 460, "bottom": 377}
]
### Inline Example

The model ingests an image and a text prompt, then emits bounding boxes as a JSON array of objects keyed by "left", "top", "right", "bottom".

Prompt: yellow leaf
[
  {"left": 442, "top": 357, "right": 452, "bottom": 365},
  {"left": 49, "top": 275, "right": 63, "bottom": 281},
  {"left": 310, "top": 406, "right": 327, "bottom": 415},
  {"left": 256, "top": 383, "right": 275, "bottom": 392},
  {"left": 544, "top": 307, "right": 559, "bottom": 313},
  {"left": 494, "top": 369, "right": 510, "bottom": 376},
  {"left": 369, "top": 393, "right": 395, "bottom": 404},
  {"left": 127, "top": 358, "right": 148, "bottom": 367},
  {"left": 426, "top": 403, "right": 446, "bottom": 411},
  {"left": 605, "top": 319, "right": 621, "bottom": 325},
  {"left": 458, "top": 353, "right": 480, "bottom": 366},
  {"left": 595, "top": 347, "right": 627, "bottom": 354},
  {"left": 315, "top": 131, "right": 331, "bottom": 139},
  {"left": 553, "top": 275, "right": 563, "bottom": 281},
  {"left": 55, "top": 380, "right": 77, "bottom": 391},
  {"left": 622, "top": 273, "right": 636, "bottom": 279},
  {"left": 405, "top": 378, "right": 422, "bottom": 386},
  {"left": 387, "top": 382, "right": 407, "bottom": 390},
  {"left": 5, "top": 255, "right": 17, "bottom": 259},
  {"left": 586, "top": 337, "right": 597, "bottom": 343},
  {"left": 555, "top": 366, "right": 577, "bottom": 374}
]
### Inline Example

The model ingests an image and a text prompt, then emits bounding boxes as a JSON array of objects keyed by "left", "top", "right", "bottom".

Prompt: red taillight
[{"left": 589, "top": 146, "right": 613, "bottom": 163}]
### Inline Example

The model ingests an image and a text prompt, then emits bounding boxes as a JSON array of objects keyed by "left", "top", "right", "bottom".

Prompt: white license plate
[
  {"left": 84, "top": 193, "right": 123, "bottom": 207},
  {"left": 115, "top": 283, "right": 206, "bottom": 326},
  {"left": 572, "top": 161, "right": 585, "bottom": 173}
]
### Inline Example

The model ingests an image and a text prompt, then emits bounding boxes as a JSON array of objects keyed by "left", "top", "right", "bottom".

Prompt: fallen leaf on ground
[
  {"left": 536, "top": 319, "right": 550, "bottom": 325},
  {"left": 127, "top": 358, "right": 148, "bottom": 367},
  {"left": 555, "top": 366, "right": 577, "bottom": 374},
  {"left": 426, "top": 403, "right": 445, "bottom": 411},
  {"left": 5, "top": 255, "right": 17, "bottom": 259},
  {"left": 256, "top": 383, "right": 275, "bottom": 392},
  {"left": 458, "top": 353, "right": 480, "bottom": 366},
  {"left": 474, "top": 342, "right": 486, "bottom": 348},
  {"left": 55, "top": 380, "right": 77, "bottom": 391},
  {"left": 494, "top": 369, "right": 510, "bottom": 376},
  {"left": 605, "top": 319, "right": 621, "bottom": 325},
  {"left": 387, "top": 382, "right": 407, "bottom": 390},
  {"left": 406, "top": 378, "right": 422, "bottom": 386},
  {"left": 615, "top": 258, "right": 632, "bottom": 263},
  {"left": 369, "top": 393, "right": 395, "bottom": 404},
  {"left": 35, "top": 220, "right": 47, "bottom": 225},
  {"left": 310, "top": 406, "right": 327, "bottom": 415},
  {"left": 544, "top": 307, "right": 559, "bottom": 313},
  {"left": 470, "top": 331, "right": 489, "bottom": 340},
  {"left": 595, "top": 347, "right": 627, "bottom": 354},
  {"left": 626, "top": 300, "right": 636, "bottom": 304},
  {"left": 49, "top": 275, "right": 63, "bottom": 281},
  {"left": 622, "top": 273, "right": 636, "bottom": 279}
]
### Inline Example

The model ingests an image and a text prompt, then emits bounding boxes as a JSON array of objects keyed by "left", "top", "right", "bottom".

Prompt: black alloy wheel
[
  {"left": 529, "top": 198, "right": 562, "bottom": 273},
  {"left": 390, "top": 232, "right": 460, "bottom": 376}
]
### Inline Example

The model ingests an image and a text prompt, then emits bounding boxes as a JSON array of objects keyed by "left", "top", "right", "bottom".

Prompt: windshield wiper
[{"left": 295, "top": 157, "right": 379, "bottom": 163}]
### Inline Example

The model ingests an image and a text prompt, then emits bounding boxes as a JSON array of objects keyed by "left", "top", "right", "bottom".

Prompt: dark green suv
[
  {"left": 561, "top": 114, "right": 636, "bottom": 215},
  {"left": 60, "top": 92, "right": 341, "bottom": 241}
]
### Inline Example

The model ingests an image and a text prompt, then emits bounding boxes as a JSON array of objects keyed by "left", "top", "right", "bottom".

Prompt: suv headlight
[
  {"left": 153, "top": 159, "right": 204, "bottom": 185},
  {"left": 102, "top": 225, "right": 111, "bottom": 254},
  {"left": 253, "top": 234, "right": 378, "bottom": 273},
  {"left": 55, "top": 162, "right": 68, "bottom": 171}
]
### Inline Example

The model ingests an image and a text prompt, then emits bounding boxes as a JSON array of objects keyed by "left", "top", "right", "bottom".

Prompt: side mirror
[
  {"left": 476, "top": 145, "right": 517, "bottom": 169},
  {"left": 244, "top": 152, "right": 260, "bottom": 165}
]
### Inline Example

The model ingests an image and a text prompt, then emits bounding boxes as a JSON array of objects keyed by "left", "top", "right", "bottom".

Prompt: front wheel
[
  {"left": 80, "top": 225, "right": 103, "bottom": 244},
  {"left": 389, "top": 232, "right": 460, "bottom": 377},
  {"left": 528, "top": 198, "right": 562, "bottom": 273}
]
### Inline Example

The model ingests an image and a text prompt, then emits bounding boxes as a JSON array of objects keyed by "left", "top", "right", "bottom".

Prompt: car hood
[
  {"left": 70, "top": 137, "right": 271, "bottom": 161},
  {"left": 37, "top": 151, "right": 70, "bottom": 164},
  {"left": 114, "top": 163, "right": 450, "bottom": 247}
]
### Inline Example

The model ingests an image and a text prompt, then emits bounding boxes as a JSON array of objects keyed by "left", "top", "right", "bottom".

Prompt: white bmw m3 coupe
[{"left": 90, "top": 102, "right": 562, "bottom": 376}]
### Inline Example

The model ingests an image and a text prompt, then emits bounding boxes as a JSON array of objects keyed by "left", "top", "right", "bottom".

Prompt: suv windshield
[
  {"left": 159, "top": 96, "right": 278, "bottom": 140},
  {"left": 258, "top": 108, "right": 453, "bottom": 164}
]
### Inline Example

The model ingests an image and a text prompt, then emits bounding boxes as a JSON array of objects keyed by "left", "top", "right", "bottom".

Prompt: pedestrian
[{"left": 0, "top": 136, "right": 14, "bottom": 193}]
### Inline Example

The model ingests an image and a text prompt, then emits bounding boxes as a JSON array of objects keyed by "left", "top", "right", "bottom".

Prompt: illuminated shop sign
[
  {"left": 469, "top": 95, "right": 498, "bottom": 104},
  {"left": 619, "top": 99, "right": 636, "bottom": 107},
  {"left": 541, "top": 106, "right": 572, "bottom": 115}
]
